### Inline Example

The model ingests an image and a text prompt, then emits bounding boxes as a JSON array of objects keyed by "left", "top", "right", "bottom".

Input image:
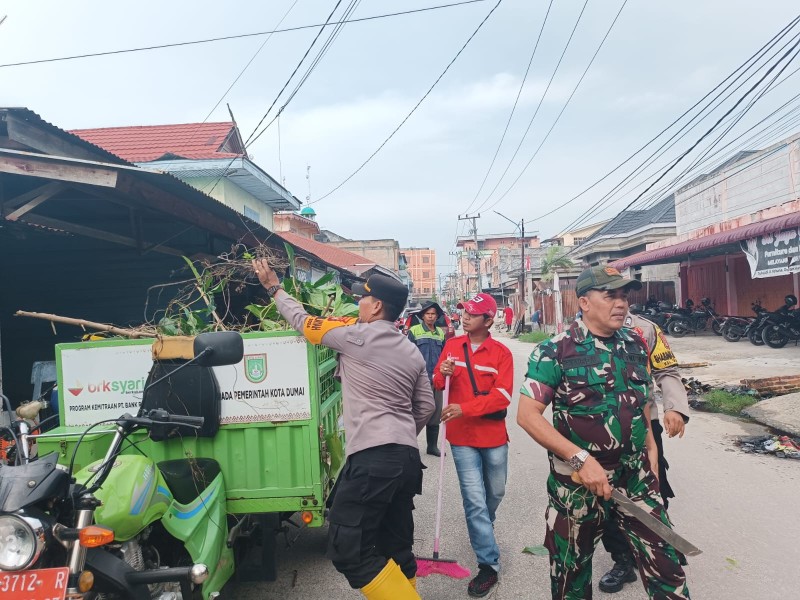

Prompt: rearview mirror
[{"left": 193, "top": 332, "right": 244, "bottom": 367}]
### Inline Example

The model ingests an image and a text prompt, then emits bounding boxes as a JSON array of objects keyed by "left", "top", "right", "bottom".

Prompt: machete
[{"left": 571, "top": 472, "right": 702, "bottom": 556}]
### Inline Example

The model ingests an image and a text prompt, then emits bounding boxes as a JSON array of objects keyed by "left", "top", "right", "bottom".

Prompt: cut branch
[{"left": 15, "top": 310, "right": 157, "bottom": 338}]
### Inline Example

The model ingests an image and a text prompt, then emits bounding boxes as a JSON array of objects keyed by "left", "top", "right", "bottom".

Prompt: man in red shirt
[
  {"left": 433, "top": 293, "right": 514, "bottom": 598},
  {"left": 503, "top": 305, "right": 514, "bottom": 332}
]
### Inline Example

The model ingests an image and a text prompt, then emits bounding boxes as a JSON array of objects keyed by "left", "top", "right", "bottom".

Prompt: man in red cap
[{"left": 432, "top": 293, "right": 514, "bottom": 598}]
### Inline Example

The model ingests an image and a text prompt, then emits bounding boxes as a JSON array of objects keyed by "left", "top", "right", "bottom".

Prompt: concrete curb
[{"left": 742, "top": 392, "right": 800, "bottom": 437}]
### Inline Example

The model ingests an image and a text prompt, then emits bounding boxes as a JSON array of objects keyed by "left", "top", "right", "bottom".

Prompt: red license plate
[{"left": 0, "top": 567, "right": 69, "bottom": 600}]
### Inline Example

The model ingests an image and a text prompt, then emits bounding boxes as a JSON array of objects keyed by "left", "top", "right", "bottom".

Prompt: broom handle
[{"left": 432, "top": 374, "right": 450, "bottom": 559}]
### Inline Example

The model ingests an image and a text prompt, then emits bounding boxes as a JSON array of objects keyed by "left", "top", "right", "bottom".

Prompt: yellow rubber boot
[
  {"left": 408, "top": 577, "right": 417, "bottom": 590},
  {"left": 361, "top": 559, "right": 421, "bottom": 599}
]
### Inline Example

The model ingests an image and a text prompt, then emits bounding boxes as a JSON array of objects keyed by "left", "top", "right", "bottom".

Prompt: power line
[
  {"left": 460, "top": 0, "right": 555, "bottom": 215},
  {"left": 199, "top": 0, "right": 300, "bottom": 125},
  {"left": 313, "top": 0, "right": 505, "bottom": 204},
  {"left": 471, "top": 0, "right": 591, "bottom": 213},
  {"left": 244, "top": 0, "right": 348, "bottom": 148},
  {"left": 561, "top": 36, "right": 800, "bottom": 259},
  {"left": 246, "top": 0, "right": 364, "bottom": 146},
  {"left": 0, "top": 0, "right": 490, "bottom": 69},
  {"left": 477, "top": 0, "right": 628, "bottom": 215},
  {"left": 524, "top": 13, "right": 800, "bottom": 227}
]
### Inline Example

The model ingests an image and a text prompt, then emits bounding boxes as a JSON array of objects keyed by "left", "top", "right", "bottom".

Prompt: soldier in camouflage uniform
[
  {"left": 516, "top": 265, "right": 690, "bottom": 600},
  {"left": 599, "top": 311, "right": 691, "bottom": 593}
]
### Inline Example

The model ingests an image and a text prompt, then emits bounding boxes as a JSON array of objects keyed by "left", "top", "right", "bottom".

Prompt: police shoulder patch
[{"left": 651, "top": 329, "right": 678, "bottom": 369}]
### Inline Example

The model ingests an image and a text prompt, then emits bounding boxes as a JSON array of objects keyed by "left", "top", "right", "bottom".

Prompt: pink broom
[{"left": 416, "top": 374, "right": 470, "bottom": 579}]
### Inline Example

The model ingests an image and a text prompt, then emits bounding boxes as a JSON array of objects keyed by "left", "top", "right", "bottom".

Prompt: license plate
[{"left": 0, "top": 567, "right": 69, "bottom": 600}]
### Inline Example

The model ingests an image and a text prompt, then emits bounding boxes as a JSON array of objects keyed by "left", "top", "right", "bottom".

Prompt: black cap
[{"left": 351, "top": 274, "right": 409, "bottom": 307}]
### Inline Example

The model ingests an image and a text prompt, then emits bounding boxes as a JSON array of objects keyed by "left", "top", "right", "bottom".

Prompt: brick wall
[{"left": 741, "top": 375, "right": 800, "bottom": 396}]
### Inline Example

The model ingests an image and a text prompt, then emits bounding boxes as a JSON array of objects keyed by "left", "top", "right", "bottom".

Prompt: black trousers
[
  {"left": 326, "top": 444, "right": 423, "bottom": 588},
  {"left": 602, "top": 419, "right": 675, "bottom": 559}
]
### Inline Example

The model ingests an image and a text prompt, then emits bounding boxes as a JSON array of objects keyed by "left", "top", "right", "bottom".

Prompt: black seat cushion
[
  {"left": 141, "top": 360, "right": 221, "bottom": 440},
  {"left": 157, "top": 458, "right": 221, "bottom": 505}
]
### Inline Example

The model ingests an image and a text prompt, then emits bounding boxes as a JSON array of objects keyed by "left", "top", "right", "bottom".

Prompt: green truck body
[{"left": 36, "top": 331, "right": 345, "bottom": 527}]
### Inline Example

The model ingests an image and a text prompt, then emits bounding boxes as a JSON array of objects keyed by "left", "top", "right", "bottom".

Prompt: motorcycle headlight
[{"left": 0, "top": 514, "right": 46, "bottom": 571}]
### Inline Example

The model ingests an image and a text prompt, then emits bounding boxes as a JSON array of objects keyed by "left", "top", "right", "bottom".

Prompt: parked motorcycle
[
  {"left": 745, "top": 295, "right": 797, "bottom": 346},
  {"left": 0, "top": 331, "right": 244, "bottom": 600},
  {"left": 761, "top": 295, "right": 800, "bottom": 348},
  {"left": 721, "top": 301, "right": 765, "bottom": 342},
  {"left": 667, "top": 299, "right": 717, "bottom": 337}
]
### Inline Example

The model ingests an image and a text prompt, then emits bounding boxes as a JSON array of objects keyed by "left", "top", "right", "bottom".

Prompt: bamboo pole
[{"left": 15, "top": 310, "right": 157, "bottom": 338}]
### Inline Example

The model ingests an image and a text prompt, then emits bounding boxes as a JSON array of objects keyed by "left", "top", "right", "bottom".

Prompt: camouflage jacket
[{"left": 521, "top": 319, "right": 652, "bottom": 472}]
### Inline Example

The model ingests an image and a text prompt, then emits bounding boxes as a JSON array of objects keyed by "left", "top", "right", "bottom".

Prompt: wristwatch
[
  {"left": 568, "top": 449, "right": 590, "bottom": 471},
  {"left": 265, "top": 285, "right": 282, "bottom": 297}
]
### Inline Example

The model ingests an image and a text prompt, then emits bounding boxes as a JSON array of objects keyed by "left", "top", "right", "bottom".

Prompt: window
[
  {"left": 422, "top": 256, "right": 430, "bottom": 263},
  {"left": 243, "top": 205, "right": 260, "bottom": 222},
  {"left": 573, "top": 237, "right": 585, "bottom": 245},
  {"left": 423, "top": 271, "right": 430, "bottom": 279}
]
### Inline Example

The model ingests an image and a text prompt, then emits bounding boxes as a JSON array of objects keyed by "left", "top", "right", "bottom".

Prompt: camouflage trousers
[{"left": 544, "top": 463, "right": 690, "bottom": 600}]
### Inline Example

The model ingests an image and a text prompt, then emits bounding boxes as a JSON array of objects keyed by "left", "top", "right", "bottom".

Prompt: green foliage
[
  {"left": 700, "top": 390, "right": 758, "bottom": 415},
  {"left": 522, "top": 545, "right": 549, "bottom": 556},
  {"left": 518, "top": 331, "right": 552, "bottom": 344},
  {"left": 246, "top": 243, "right": 358, "bottom": 330},
  {"left": 158, "top": 247, "right": 359, "bottom": 335},
  {"left": 540, "top": 246, "right": 575, "bottom": 282}
]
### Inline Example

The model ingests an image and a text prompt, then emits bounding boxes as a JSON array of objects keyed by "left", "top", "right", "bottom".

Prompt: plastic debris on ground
[{"left": 737, "top": 434, "right": 800, "bottom": 459}]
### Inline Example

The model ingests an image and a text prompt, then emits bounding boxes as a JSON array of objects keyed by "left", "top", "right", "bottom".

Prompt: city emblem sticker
[{"left": 245, "top": 354, "right": 268, "bottom": 384}]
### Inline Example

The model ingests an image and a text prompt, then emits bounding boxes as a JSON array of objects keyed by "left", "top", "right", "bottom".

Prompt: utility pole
[
  {"left": 459, "top": 213, "right": 481, "bottom": 294},
  {"left": 495, "top": 210, "right": 538, "bottom": 334}
]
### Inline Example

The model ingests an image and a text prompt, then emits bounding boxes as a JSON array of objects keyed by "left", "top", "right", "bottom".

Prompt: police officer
[
  {"left": 516, "top": 265, "right": 690, "bottom": 600},
  {"left": 407, "top": 301, "right": 446, "bottom": 456},
  {"left": 253, "top": 259, "right": 434, "bottom": 599},
  {"left": 598, "top": 311, "right": 690, "bottom": 593}
]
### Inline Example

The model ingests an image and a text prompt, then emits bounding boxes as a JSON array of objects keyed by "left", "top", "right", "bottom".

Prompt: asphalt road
[{"left": 229, "top": 334, "right": 800, "bottom": 599}]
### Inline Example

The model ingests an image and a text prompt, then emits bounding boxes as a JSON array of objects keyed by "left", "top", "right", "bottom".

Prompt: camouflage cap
[{"left": 575, "top": 265, "right": 642, "bottom": 297}]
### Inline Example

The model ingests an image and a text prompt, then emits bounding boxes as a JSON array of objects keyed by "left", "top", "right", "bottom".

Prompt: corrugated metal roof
[
  {"left": 611, "top": 211, "right": 800, "bottom": 269},
  {"left": 588, "top": 195, "right": 676, "bottom": 240},
  {"left": 71, "top": 122, "right": 242, "bottom": 162}
]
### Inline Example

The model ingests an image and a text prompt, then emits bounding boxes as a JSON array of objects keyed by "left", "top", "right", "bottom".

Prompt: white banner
[{"left": 59, "top": 335, "right": 312, "bottom": 427}]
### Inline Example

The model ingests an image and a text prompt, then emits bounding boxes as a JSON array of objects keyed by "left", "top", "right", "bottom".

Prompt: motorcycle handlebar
[{"left": 117, "top": 410, "right": 204, "bottom": 430}]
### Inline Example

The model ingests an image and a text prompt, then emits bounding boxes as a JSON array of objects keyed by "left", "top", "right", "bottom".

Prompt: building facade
[
  {"left": 402, "top": 247, "right": 437, "bottom": 302},
  {"left": 613, "top": 133, "right": 800, "bottom": 314}
]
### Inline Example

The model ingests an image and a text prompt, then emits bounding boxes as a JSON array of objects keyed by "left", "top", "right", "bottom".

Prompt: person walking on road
[
  {"left": 503, "top": 304, "right": 514, "bottom": 332},
  {"left": 516, "top": 265, "right": 691, "bottom": 600},
  {"left": 598, "top": 311, "right": 691, "bottom": 593},
  {"left": 253, "top": 259, "right": 434, "bottom": 599},
  {"left": 407, "top": 301, "right": 446, "bottom": 457},
  {"left": 432, "top": 292, "right": 514, "bottom": 598}
]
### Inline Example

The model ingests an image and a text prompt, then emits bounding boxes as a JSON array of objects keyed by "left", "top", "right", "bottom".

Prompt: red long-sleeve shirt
[{"left": 432, "top": 334, "right": 513, "bottom": 447}]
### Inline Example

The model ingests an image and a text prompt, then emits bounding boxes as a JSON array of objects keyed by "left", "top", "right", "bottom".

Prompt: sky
[{"left": 2, "top": 0, "right": 799, "bottom": 279}]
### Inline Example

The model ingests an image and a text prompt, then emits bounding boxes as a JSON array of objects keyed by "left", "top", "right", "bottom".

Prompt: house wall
[
  {"left": 674, "top": 136, "right": 800, "bottom": 237},
  {"left": 184, "top": 177, "right": 274, "bottom": 229},
  {"left": 679, "top": 254, "right": 797, "bottom": 316},
  {"left": 328, "top": 239, "right": 399, "bottom": 271},
  {"left": 273, "top": 213, "right": 320, "bottom": 238}
]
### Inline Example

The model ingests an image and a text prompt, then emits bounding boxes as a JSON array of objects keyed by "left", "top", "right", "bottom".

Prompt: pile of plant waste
[{"left": 156, "top": 242, "right": 358, "bottom": 336}]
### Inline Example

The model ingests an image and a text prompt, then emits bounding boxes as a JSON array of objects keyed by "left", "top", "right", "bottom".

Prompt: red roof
[
  {"left": 612, "top": 211, "right": 800, "bottom": 269},
  {"left": 70, "top": 122, "right": 243, "bottom": 162},
  {"left": 280, "top": 231, "right": 376, "bottom": 275}
]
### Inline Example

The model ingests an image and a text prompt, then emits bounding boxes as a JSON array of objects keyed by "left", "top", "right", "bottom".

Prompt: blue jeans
[{"left": 450, "top": 443, "right": 509, "bottom": 571}]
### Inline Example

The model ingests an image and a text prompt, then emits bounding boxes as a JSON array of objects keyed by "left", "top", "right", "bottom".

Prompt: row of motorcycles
[
  {"left": 719, "top": 294, "right": 800, "bottom": 348},
  {"left": 631, "top": 294, "right": 800, "bottom": 348},
  {"left": 630, "top": 297, "right": 725, "bottom": 338}
]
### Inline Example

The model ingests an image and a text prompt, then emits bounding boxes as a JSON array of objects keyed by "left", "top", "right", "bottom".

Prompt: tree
[{"left": 540, "top": 246, "right": 575, "bottom": 282}]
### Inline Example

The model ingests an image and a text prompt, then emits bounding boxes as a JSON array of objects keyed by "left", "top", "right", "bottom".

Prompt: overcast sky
[{"left": 2, "top": 0, "right": 799, "bottom": 278}]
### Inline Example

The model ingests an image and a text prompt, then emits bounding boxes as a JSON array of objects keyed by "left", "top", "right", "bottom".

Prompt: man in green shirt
[{"left": 516, "top": 265, "right": 690, "bottom": 600}]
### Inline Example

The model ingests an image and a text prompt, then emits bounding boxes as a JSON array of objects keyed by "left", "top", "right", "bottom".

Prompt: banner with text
[
  {"left": 58, "top": 335, "right": 312, "bottom": 427},
  {"left": 740, "top": 228, "right": 800, "bottom": 278}
]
